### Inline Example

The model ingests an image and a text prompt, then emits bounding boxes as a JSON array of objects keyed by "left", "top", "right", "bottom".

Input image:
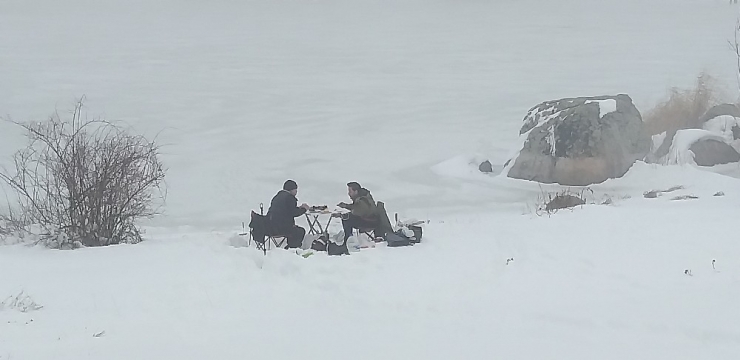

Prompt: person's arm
[
  {"left": 290, "top": 196, "right": 308, "bottom": 217},
  {"left": 338, "top": 202, "right": 354, "bottom": 210},
  {"left": 351, "top": 198, "right": 374, "bottom": 218}
]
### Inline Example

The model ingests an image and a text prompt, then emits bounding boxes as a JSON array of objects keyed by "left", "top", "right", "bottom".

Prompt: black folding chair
[
  {"left": 353, "top": 200, "right": 391, "bottom": 242},
  {"left": 247, "top": 203, "right": 287, "bottom": 254}
]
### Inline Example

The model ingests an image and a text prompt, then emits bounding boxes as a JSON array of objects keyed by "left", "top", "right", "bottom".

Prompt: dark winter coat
[{"left": 266, "top": 190, "right": 306, "bottom": 235}]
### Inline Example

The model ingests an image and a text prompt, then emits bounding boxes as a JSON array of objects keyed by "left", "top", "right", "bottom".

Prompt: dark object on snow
[
  {"left": 479, "top": 160, "right": 493, "bottom": 173},
  {"left": 643, "top": 191, "right": 659, "bottom": 199},
  {"left": 375, "top": 201, "right": 394, "bottom": 238},
  {"left": 688, "top": 139, "right": 740, "bottom": 166},
  {"left": 386, "top": 231, "right": 412, "bottom": 247},
  {"left": 249, "top": 209, "right": 270, "bottom": 253},
  {"left": 408, "top": 226, "right": 423, "bottom": 243},
  {"left": 733, "top": 125, "right": 740, "bottom": 140},
  {"left": 311, "top": 236, "right": 328, "bottom": 252},
  {"left": 249, "top": 204, "right": 296, "bottom": 253},
  {"left": 328, "top": 240, "right": 349, "bottom": 256},
  {"left": 544, "top": 194, "right": 586, "bottom": 211},
  {"left": 506, "top": 94, "right": 650, "bottom": 186},
  {"left": 714, "top": 191, "right": 725, "bottom": 197},
  {"left": 310, "top": 234, "right": 349, "bottom": 255}
]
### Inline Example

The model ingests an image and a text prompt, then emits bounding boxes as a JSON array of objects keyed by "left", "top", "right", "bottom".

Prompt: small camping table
[{"left": 304, "top": 211, "right": 336, "bottom": 236}]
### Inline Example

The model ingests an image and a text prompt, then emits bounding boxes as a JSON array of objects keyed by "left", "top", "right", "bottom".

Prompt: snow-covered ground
[
  {"left": 3, "top": 174, "right": 740, "bottom": 359},
  {"left": 2, "top": 0, "right": 740, "bottom": 359}
]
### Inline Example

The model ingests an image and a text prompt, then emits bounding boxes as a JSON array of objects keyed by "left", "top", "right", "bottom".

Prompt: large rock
[
  {"left": 689, "top": 139, "right": 740, "bottom": 166},
  {"left": 699, "top": 103, "right": 740, "bottom": 123},
  {"left": 505, "top": 94, "right": 650, "bottom": 186},
  {"left": 701, "top": 105, "right": 740, "bottom": 144},
  {"left": 651, "top": 103, "right": 740, "bottom": 162},
  {"left": 658, "top": 129, "right": 740, "bottom": 166},
  {"left": 478, "top": 160, "right": 493, "bottom": 173}
]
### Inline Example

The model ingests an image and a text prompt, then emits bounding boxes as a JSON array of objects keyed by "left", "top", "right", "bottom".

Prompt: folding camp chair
[
  {"left": 267, "top": 234, "right": 287, "bottom": 249},
  {"left": 353, "top": 201, "right": 392, "bottom": 242},
  {"left": 248, "top": 203, "right": 288, "bottom": 254}
]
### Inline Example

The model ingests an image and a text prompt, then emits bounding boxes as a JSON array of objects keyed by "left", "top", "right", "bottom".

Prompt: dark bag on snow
[
  {"left": 385, "top": 230, "right": 412, "bottom": 247},
  {"left": 311, "top": 233, "right": 338, "bottom": 253},
  {"left": 327, "top": 241, "right": 349, "bottom": 256},
  {"left": 310, "top": 233, "right": 348, "bottom": 255},
  {"left": 311, "top": 238, "right": 327, "bottom": 252},
  {"left": 409, "top": 225, "right": 422, "bottom": 243}
]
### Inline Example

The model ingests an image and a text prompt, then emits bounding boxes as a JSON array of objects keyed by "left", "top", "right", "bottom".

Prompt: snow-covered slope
[{"left": 3, "top": 167, "right": 740, "bottom": 359}]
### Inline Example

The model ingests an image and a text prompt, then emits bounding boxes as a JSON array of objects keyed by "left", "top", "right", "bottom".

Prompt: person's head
[
  {"left": 283, "top": 180, "right": 298, "bottom": 196},
  {"left": 347, "top": 181, "right": 362, "bottom": 199}
]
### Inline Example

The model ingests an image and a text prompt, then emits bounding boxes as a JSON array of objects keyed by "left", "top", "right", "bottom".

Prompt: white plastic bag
[
  {"left": 301, "top": 233, "right": 320, "bottom": 250},
  {"left": 345, "top": 235, "right": 361, "bottom": 252}
]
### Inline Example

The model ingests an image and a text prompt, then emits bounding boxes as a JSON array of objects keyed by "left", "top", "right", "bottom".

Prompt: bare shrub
[
  {"left": 0, "top": 291, "right": 43, "bottom": 312},
  {"left": 0, "top": 215, "right": 9, "bottom": 237},
  {"left": 730, "top": 18, "right": 740, "bottom": 95},
  {"left": 643, "top": 72, "right": 722, "bottom": 136},
  {"left": 0, "top": 98, "right": 166, "bottom": 248},
  {"left": 533, "top": 188, "right": 591, "bottom": 216}
]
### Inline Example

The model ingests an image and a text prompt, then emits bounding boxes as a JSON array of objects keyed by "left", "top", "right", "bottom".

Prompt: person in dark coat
[
  {"left": 267, "top": 180, "right": 309, "bottom": 249},
  {"left": 337, "top": 182, "right": 379, "bottom": 242}
]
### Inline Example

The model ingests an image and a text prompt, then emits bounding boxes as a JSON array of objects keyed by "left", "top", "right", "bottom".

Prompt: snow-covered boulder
[
  {"left": 503, "top": 94, "right": 650, "bottom": 186},
  {"left": 702, "top": 112, "right": 740, "bottom": 146},
  {"left": 478, "top": 160, "right": 493, "bottom": 173},
  {"left": 691, "top": 139, "right": 740, "bottom": 166},
  {"left": 699, "top": 103, "right": 740, "bottom": 124},
  {"left": 702, "top": 104, "right": 740, "bottom": 141},
  {"left": 660, "top": 129, "right": 740, "bottom": 166},
  {"left": 649, "top": 104, "right": 740, "bottom": 162}
]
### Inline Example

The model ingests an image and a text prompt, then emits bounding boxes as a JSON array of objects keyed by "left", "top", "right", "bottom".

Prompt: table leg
[
  {"left": 305, "top": 214, "right": 321, "bottom": 235},
  {"left": 315, "top": 218, "right": 325, "bottom": 234},
  {"left": 325, "top": 216, "right": 334, "bottom": 233}
]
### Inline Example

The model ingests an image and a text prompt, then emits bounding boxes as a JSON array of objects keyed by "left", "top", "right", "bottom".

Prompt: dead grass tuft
[{"left": 644, "top": 72, "right": 723, "bottom": 136}]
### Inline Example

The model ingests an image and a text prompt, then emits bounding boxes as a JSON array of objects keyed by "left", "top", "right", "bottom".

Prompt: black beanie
[{"left": 283, "top": 180, "right": 298, "bottom": 191}]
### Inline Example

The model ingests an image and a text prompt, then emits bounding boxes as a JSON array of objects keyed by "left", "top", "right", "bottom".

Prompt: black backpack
[
  {"left": 310, "top": 234, "right": 349, "bottom": 256},
  {"left": 385, "top": 230, "right": 412, "bottom": 247}
]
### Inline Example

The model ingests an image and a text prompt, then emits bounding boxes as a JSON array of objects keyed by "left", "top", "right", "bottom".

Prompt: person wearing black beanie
[
  {"left": 266, "top": 180, "right": 309, "bottom": 249},
  {"left": 283, "top": 180, "right": 298, "bottom": 192}
]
